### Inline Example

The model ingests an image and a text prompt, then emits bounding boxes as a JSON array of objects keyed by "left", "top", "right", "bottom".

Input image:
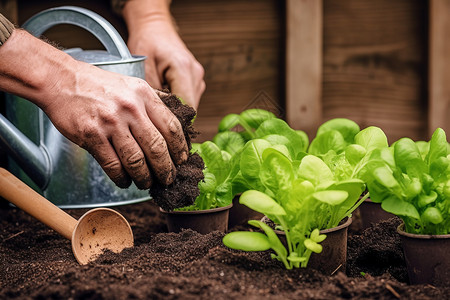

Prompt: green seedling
[
  {"left": 363, "top": 128, "right": 450, "bottom": 235},
  {"left": 223, "top": 148, "right": 367, "bottom": 269}
]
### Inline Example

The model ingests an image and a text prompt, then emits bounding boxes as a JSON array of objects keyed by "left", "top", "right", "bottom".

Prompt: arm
[
  {"left": 122, "top": 0, "right": 205, "bottom": 110},
  {"left": 0, "top": 16, "right": 188, "bottom": 189}
]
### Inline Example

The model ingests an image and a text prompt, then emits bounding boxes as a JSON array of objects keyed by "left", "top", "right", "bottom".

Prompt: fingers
[
  {"left": 144, "top": 58, "right": 163, "bottom": 90},
  {"left": 146, "top": 91, "right": 189, "bottom": 166},
  {"left": 86, "top": 138, "right": 133, "bottom": 189},
  {"left": 153, "top": 88, "right": 169, "bottom": 99},
  {"left": 164, "top": 57, "right": 205, "bottom": 110},
  {"left": 110, "top": 130, "right": 154, "bottom": 190},
  {"left": 129, "top": 117, "right": 177, "bottom": 186}
]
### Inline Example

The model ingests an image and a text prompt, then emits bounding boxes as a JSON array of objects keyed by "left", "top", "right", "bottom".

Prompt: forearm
[
  {"left": 0, "top": 28, "right": 79, "bottom": 110},
  {"left": 122, "top": 0, "right": 173, "bottom": 32}
]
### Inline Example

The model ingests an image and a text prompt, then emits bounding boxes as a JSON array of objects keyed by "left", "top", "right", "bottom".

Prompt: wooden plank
[
  {"left": 322, "top": 0, "right": 428, "bottom": 143},
  {"left": 429, "top": 0, "right": 450, "bottom": 137},
  {"left": 286, "top": 0, "right": 323, "bottom": 138}
]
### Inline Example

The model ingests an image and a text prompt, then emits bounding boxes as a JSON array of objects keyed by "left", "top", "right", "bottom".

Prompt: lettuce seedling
[
  {"left": 223, "top": 147, "right": 367, "bottom": 269},
  {"left": 223, "top": 120, "right": 393, "bottom": 269},
  {"left": 217, "top": 109, "right": 277, "bottom": 142},
  {"left": 363, "top": 128, "right": 450, "bottom": 235},
  {"left": 179, "top": 141, "right": 240, "bottom": 211}
]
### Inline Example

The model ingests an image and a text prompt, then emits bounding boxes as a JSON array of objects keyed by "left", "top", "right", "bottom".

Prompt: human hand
[
  {"left": 123, "top": 0, "right": 205, "bottom": 110},
  {"left": 41, "top": 61, "right": 189, "bottom": 189}
]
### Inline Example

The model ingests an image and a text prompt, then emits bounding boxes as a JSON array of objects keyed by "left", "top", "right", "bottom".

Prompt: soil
[
  {"left": 1, "top": 201, "right": 449, "bottom": 300},
  {"left": 150, "top": 92, "right": 204, "bottom": 211}
]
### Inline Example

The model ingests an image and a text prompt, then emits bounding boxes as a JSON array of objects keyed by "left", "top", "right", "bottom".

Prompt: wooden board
[
  {"left": 286, "top": 0, "right": 323, "bottom": 138},
  {"left": 322, "top": 0, "right": 428, "bottom": 143},
  {"left": 429, "top": 0, "right": 450, "bottom": 136}
]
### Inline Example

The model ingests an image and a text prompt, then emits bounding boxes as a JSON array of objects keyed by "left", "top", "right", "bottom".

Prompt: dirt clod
[{"left": 150, "top": 92, "right": 204, "bottom": 211}]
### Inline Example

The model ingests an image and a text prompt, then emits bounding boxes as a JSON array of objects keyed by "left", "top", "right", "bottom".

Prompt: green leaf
[
  {"left": 373, "top": 166, "right": 400, "bottom": 189},
  {"left": 240, "top": 109, "right": 276, "bottom": 129},
  {"left": 231, "top": 171, "right": 250, "bottom": 195},
  {"left": 355, "top": 126, "right": 388, "bottom": 151},
  {"left": 298, "top": 155, "right": 334, "bottom": 185},
  {"left": 312, "top": 190, "right": 349, "bottom": 206},
  {"left": 191, "top": 143, "right": 201, "bottom": 154},
  {"left": 309, "top": 130, "right": 346, "bottom": 156},
  {"left": 240, "top": 139, "right": 271, "bottom": 189},
  {"left": 255, "top": 119, "right": 307, "bottom": 155},
  {"left": 316, "top": 118, "right": 360, "bottom": 144},
  {"left": 215, "top": 182, "right": 233, "bottom": 207},
  {"left": 345, "top": 144, "right": 367, "bottom": 166},
  {"left": 296, "top": 130, "right": 310, "bottom": 152},
  {"left": 218, "top": 113, "right": 240, "bottom": 132},
  {"left": 240, "top": 190, "right": 286, "bottom": 216},
  {"left": 421, "top": 207, "right": 444, "bottom": 224},
  {"left": 429, "top": 157, "right": 450, "bottom": 181},
  {"left": 416, "top": 141, "right": 429, "bottom": 160},
  {"left": 262, "top": 134, "right": 294, "bottom": 159},
  {"left": 310, "top": 228, "right": 327, "bottom": 243},
  {"left": 200, "top": 141, "right": 228, "bottom": 183},
  {"left": 248, "top": 220, "right": 287, "bottom": 258},
  {"left": 381, "top": 196, "right": 420, "bottom": 220},
  {"left": 260, "top": 148, "right": 294, "bottom": 196},
  {"left": 426, "top": 128, "right": 448, "bottom": 165},
  {"left": 198, "top": 172, "right": 216, "bottom": 193},
  {"left": 394, "top": 138, "right": 424, "bottom": 174},
  {"left": 213, "top": 131, "right": 246, "bottom": 156},
  {"left": 418, "top": 191, "right": 437, "bottom": 208},
  {"left": 223, "top": 232, "right": 271, "bottom": 251},
  {"left": 304, "top": 239, "right": 323, "bottom": 254}
]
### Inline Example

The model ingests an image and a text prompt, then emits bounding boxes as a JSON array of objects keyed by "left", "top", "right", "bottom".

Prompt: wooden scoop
[{"left": 0, "top": 168, "right": 133, "bottom": 265}]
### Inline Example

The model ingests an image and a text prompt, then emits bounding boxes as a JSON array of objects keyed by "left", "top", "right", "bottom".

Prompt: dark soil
[
  {"left": 150, "top": 92, "right": 204, "bottom": 211},
  {"left": 1, "top": 201, "right": 449, "bottom": 300}
]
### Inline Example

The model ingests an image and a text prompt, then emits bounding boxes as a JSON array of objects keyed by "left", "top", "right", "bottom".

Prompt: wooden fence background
[{"left": 2, "top": 0, "right": 449, "bottom": 145}]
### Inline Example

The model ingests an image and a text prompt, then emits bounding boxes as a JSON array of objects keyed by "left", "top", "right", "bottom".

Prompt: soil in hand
[{"left": 150, "top": 92, "right": 204, "bottom": 211}]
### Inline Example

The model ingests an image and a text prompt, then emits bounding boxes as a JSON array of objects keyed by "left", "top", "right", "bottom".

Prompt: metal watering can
[{"left": 0, "top": 6, "right": 150, "bottom": 208}]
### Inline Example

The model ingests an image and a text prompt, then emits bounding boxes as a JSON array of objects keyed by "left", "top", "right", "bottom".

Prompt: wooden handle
[{"left": 0, "top": 168, "right": 77, "bottom": 240}]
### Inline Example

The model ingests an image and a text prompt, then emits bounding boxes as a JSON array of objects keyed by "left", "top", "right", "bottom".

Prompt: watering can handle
[{"left": 22, "top": 6, "right": 132, "bottom": 60}]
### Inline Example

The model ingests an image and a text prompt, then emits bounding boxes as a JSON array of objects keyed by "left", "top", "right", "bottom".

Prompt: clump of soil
[
  {"left": 150, "top": 92, "right": 204, "bottom": 211},
  {"left": 1, "top": 202, "right": 449, "bottom": 299}
]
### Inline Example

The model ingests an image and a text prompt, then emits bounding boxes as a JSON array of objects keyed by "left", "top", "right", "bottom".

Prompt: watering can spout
[{"left": 0, "top": 114, "right": 51, "bottom": 189}]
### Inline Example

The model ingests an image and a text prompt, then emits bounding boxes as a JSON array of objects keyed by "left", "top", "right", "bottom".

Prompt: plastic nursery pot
[
  {"left": 160, "top": 204, "right": 232, "bottom": 234},
  {"left": 397, "top": 223, "right": 450, "bottom": 287},
  {"left": 358, "top": 197, "right": 394, "bottom": 229},
  {"left": 276, "top": 217, "right": 353, "bottom": 275},
  {"left": 228, "top": 195, "right": 264, "bottom": 229}
]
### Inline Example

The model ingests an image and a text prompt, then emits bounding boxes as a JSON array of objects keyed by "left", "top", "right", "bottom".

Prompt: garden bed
[{"left": 0, "top": 200, "right": 448, "bottom": 299}]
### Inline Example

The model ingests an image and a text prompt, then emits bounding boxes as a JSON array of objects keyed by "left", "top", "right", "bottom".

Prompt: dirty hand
[
  {"left": 0, "top": 29, "right": 188, "bottom": 189},
  {"left": 45, "top": 62, "right": 189, "bottom": 189},
  {"left": 123, "top": 0, "right": 205, "bottom": 110}
]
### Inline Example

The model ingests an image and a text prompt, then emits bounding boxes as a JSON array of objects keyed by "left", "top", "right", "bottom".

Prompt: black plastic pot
[
  {"left": 359, "top": 198, "right": 394, "bottom": 229},
  {"left": 397, "top": 223, "right": 450, "bottom": 286},
  {"left": 160, "top": 204, "right": 232, "bottom": 234},
  {"left": 228, "top": 195, "right": 264, "bottom": 228},
  {"left": 276, "top": 217, "right": 353, "bottom": 275}
]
